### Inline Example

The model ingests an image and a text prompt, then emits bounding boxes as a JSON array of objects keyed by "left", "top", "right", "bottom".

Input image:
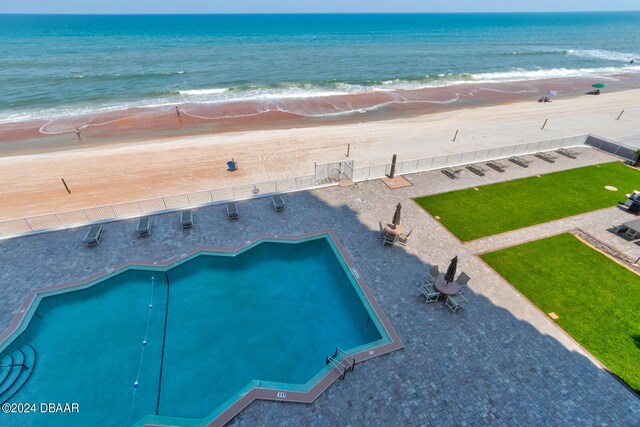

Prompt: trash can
[{"left": 630, "top": 201, "right": 640, "bottom": 214}]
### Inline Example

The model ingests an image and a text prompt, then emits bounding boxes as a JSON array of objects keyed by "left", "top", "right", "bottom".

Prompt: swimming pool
[{"left": 0, "top": 233, "right": 400, "bottom": 426}]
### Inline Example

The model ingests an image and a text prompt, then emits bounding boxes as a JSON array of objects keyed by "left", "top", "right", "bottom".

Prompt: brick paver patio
[{"left": 0, "top": 147, "right": 638, "bottom": 426}]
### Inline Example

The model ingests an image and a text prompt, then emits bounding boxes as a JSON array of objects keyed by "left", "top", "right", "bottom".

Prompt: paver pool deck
[{"left": 0, "top": 146, "right": 639, "bottom": 426}]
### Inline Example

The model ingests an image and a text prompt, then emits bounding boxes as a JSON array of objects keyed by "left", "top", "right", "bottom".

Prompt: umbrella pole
[{"left": 389, "top": 154, "right": 397, "bottom": 179}]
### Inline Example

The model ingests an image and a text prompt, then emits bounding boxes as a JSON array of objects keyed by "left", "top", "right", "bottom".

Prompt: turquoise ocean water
[
  {"left": 0, "top": 12, "right": 639, "bottom": 122},
  {"left": 0, "top": 237, "right": 384, "bottom": 426}
]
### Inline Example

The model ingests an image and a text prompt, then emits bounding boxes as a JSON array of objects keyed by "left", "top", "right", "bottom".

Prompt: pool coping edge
[{"left": 0, "top": 229, "right": 404, "bottom": 427}]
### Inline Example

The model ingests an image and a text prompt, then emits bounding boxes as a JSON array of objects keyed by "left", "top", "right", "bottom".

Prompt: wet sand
[
  {"left": 1, "top": 76, "right": 639, "bottom": 220},
  {"left": 3, "top": 73, "right": 640, "bottom": 155}
]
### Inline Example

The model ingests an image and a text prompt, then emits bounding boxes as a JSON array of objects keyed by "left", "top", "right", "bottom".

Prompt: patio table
[
  {"left": 384, "top": 224, "right": 404, "bottom": 236},
  {"left": 435, "top": 277, "right": 459, "bottom": 295}
]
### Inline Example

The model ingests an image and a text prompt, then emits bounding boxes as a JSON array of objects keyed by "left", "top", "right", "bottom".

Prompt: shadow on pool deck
[{"left": 0, "top": 178, "right": 639, "bottom": 426}]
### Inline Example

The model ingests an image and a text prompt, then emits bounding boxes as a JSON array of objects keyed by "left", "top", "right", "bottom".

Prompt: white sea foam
[
  {"left": 433, "top": 65, "right": 640, "bottom": 86},
  {"left": 0, "top": 100, "right": 180, "bottom": 124},
  {"left": 567, "top": 49, "right": 638, "bottom": 62},
  {"left": 504, "top": 48, "right": 638, "bottom": 62},
  {"left": 458, "top": 65, "right": 638, "bottom": 82},
  {"left": 505, "top": 50, "right": 561, "bottom": 56},
  {"left": 248, "top": 89, "right": 354, "bottom": 100},
  {"left": 369, "top": 65, "right": 639, "bottom": 90},
  {"left": 179, "top": 86, "right": 355, "bottom": 102},
  {"left": 3, "top": 64, "right": 639, "bottom": 124},
  {"left": 64, "top": 71, "right": 186, "bottom": 80},
  {"left": 179, "top": 88, "right": 229, "bottom": 96}
]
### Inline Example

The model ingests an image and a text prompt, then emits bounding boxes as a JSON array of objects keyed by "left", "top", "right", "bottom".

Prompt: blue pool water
[{"left": 0, "top": 235, "right": 387, "bottom": 426}]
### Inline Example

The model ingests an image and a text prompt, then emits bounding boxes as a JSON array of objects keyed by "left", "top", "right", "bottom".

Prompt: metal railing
[
  {"left": 0, "top": 174, "right": 318, "bottom": 238},
  {"left": 353, "top": 135, "right": 588, "bottom": 181},
  {"left": 585, "top": 134, "right": 639, "bottom": 162},
  {"left": 0, "top": 134, "right": 595, "bottom": 240}
]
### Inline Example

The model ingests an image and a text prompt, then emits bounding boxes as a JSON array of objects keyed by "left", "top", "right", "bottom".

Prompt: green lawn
[
  {"left": 414, "top": 162, "right": 640, "bottom": 241},
  {"left": 481, "top": 233, "right": 640, "bottom": 394}
]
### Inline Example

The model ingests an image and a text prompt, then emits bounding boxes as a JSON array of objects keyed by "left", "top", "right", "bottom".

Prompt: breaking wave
[{"left": 3, "top": 64, "right": 639, "bottom": 124}]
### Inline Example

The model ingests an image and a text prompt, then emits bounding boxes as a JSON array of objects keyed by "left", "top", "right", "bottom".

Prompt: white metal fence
[
  {"left": 0, "top": 134, "right": 590, "bottom": 239},
  {"left": 0, "top": 174, "right": 317, "bottom": 238},
  {"left": 314, "top": 160, "right": 354, "bottom": 185},
  {"left": 353, "top": 135, "right": 587, "bottom": 181}
]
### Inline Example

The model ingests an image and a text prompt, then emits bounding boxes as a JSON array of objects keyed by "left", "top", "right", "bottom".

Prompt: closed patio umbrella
[
  {"left": 392, "top": 203, "right": 402, "bottom": 226},
  {"left": 444, "top": 256, "right": 458, "bottom": 283}
]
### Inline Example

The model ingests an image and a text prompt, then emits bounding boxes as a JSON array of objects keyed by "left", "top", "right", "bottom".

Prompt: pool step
[
  {"left": 0, "top": 345, "right": 36, "bottom": 404},
  {"left": 0, "top": 350, "right": 24, "bottom": 399},
  {"left": 0, "top": 354, "right": 13, "bottom": 388}
]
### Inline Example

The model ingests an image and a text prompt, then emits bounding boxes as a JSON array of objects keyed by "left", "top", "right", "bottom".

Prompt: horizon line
[{"left": 1, "top": 10, "right": 639, "bottom": 16}]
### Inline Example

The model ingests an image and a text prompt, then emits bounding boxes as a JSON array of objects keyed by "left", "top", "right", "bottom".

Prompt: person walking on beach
[
  {"left": 175, "top": 106, "right": 181, "bottom": 118},
  {"left": 74, "top": 128, "right": 84, "bottom": 144}
]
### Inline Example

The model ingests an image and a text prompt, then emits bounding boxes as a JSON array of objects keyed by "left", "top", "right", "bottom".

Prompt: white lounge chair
[
  {"left": 396, "top": 230, "right": 413, "bottom": 246},
  {"left": 383, "top": 232, "right": 397, "bottom": 246},
  {"left": 455, "top": 272, "right": 471, "bottom": 294},
  {"left": 421, "top": 283, "right": 440, "bottom": 303},
  {"left": 446, "top": 294, "right": 467, "bottom": 313},
  {"left": 424, "top": 265, "right": 439, "bottom": 285}
]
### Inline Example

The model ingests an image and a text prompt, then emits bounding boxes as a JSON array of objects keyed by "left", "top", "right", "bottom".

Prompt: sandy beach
[{"left": 1, "top": 85, "right": 639, "bottom": 220}]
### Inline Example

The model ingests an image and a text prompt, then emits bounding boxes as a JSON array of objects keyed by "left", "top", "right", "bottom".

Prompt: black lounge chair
[
  {"left": 136, "top": 217, "right": 151, "bottom": 237},
  {"left": 272, "top": 195, "right": 285, "bottom": 212},
  {"left": 465, "top": 165, "right": 486, "bottom": 177},
  {"left": 181, "top": 210, "right": 193, "bottom": 228},
  {"left": 556, "top": 148, "right": 579, "bottom": 159},
  {"left": 508, "top": 157, "right": 531, "bottom": 168},
  {"left": 612, "top": 224, "right": 629, "bottom": 234},
  {"left": 534, "top": 152, "right": 557, "bottom": 163},
  {"left": 83, "top": 225, "right": 103, "bottom": 247},
  {"left": 226, "top": 202, "right": 239, "bottom": 220},
  {"left": 441, "top": 168, "right": 458, "bottom": 179},
  {"left": 485, "top": 162, "right": 506, "bottom": 173}
]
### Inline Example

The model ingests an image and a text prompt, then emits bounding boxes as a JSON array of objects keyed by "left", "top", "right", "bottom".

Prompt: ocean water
[{"left": 0, "top": 12, "right": 639, "bottom": 122}]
